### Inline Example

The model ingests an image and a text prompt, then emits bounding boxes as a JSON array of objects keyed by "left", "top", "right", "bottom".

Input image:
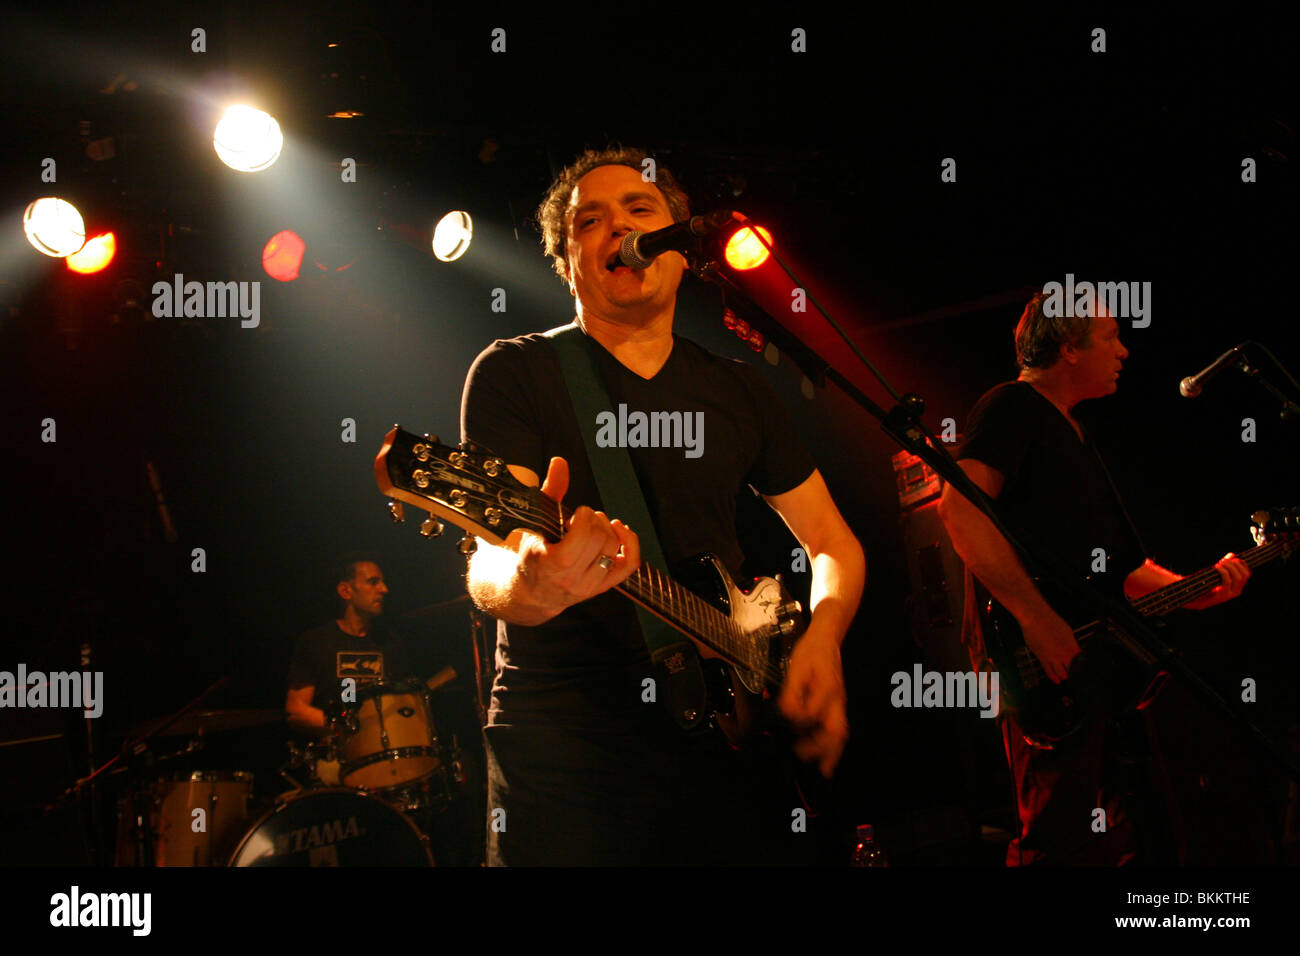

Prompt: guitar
[
  {"left": 981, "top": 508, "right": 1297, "bottom": 747},
  {"left": 373, "top": 427, "right": 807, "bottom": 750}
]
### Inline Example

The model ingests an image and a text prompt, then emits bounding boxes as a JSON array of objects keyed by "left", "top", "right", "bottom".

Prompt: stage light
[
  {"left": 24, "top": 198, "right": 86, "bottom": 257},
  {"left": 262, "top": 230, "right": 306, "bottom": 281},
  {"left": 66, "top": 232, "right": 116, "bottom": 274},
  {"left": 724, "top": 225, "right": 773, "bottom": 271},
  {"left": 213, "top": 105, "right": 284, "bottom": 172},
  {"left": 432, "top": 211, "right": 473, "bottom": 262}
]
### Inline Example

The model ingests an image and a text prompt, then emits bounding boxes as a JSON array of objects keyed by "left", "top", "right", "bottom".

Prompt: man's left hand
[
  {"left": 778, "top": 628, "right": 848, "bottom": 778},
  {"left": 1183, "top": 552, "right": 1252, "bottom": 609}
]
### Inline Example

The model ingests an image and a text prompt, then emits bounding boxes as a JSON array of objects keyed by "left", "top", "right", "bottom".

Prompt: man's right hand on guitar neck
[{"left": 467, "top": 456, "right": 642, "bottom": 626}]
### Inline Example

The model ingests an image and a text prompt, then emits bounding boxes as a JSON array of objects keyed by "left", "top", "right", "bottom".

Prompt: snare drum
[
  {"left": 227, "top": 788, "right": 433, "bottom": 866},
  {"left": 116, "top": 770, "right": 253, "bottom": 866},
  {"left": 338, "top": 681, "right": 440, "bottom": 791}
]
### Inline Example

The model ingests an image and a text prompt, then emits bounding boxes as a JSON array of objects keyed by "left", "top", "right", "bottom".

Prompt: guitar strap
[{"left": 543, "top": 322, "right": 709, "bottom": 732}]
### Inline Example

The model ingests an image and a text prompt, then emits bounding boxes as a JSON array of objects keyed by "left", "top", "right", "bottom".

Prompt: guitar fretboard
[
  {"left": 1069, "top": 538, "right": 1289, "bottom": 643},
  {"left": 1131, "top": 540, "right": 1286, "bottom": 617},
  {"left": 533, "top": 498, "right": 771, "bottom": 678},
  {"left": 616, "top": 564, "right": 766, "bottom": 674}
]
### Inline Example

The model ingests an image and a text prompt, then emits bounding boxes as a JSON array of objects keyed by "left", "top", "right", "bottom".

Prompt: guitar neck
[
  {"left": 1131, "top": 540, "right": 1287, "bottom": 618},
  {"left": 614, "top": 565, "right": 756, "bottom": 671},
  {"left": 527, "top": 499, "right": 759, "bottom": 673}
]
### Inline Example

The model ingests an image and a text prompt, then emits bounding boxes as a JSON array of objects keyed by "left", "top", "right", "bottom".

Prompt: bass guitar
[{"left": 981, "top": 508, "right": 1296, "bottom": 747}]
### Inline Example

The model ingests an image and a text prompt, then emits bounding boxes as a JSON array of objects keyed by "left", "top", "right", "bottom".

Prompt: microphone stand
[
  {"left": 691, "top": 254, "right": 1299, "bottom": 782},
  {"left": 1236, "top": 344, "right": 1300, "bottom": 423}
]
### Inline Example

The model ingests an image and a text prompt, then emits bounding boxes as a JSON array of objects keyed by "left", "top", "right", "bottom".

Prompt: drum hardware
[
  {"left": 377, "top": 701, "right": 392, "bottom": 752},
  {"left": 379, "top": 763, "right": 456, "bottom": 814},
  {"left": 280, "top": 742, "right": 311, "bottom": 790},
  {"left": 450, "top": 734, "right": 467, "bottom": 786},
  {"left": 282, "top": 737, "right": 342, "bottom": 789}
]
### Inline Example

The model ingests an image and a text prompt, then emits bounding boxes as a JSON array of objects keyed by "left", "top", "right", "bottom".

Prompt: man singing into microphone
[
  {"left": 939, "top": 290, "right": 1252, "bottom": 865},
  {"left": 459, "top": 147, "right": 865, "bottom": 865}
]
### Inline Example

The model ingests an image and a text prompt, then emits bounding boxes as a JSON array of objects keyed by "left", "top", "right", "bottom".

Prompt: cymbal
[
  {"left": 131, "top": 709, "right": 284, "bottom": 738},
  {"left": 399, "top": 594, "right": 470, "bottom": 619}
]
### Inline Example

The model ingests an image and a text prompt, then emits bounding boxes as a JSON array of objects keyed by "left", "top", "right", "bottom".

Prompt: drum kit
[{"left": 112, "top": 676, "right": 472, "bottom": 867}]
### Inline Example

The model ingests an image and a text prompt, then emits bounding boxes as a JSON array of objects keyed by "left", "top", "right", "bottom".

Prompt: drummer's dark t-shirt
[{"left": 287, "top": 621, "right": 411, "bottom": 713}]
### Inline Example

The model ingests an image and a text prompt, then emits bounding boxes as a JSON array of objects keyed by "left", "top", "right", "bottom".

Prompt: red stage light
[
  {"left": 262, "top": 230, "right": 306, "bottom": 281},
  {"left": 66, "top": 232, "right": 116, "bottom": 274},
  {"left": 724, "top": 225, "right": 772, "bottom": 271}
]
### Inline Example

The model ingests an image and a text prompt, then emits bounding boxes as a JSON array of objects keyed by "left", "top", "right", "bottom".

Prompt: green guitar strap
[{"left": 543, "top": 322, "right": 709, "bottom": 732}]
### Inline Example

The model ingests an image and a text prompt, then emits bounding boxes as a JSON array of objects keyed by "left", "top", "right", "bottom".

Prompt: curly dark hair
[
  {"left": 1014, "top": 290, "right": 1094, "bottom": 370},
  {"left": 536, "top": 146, "right": 691, "bottom": 282}
]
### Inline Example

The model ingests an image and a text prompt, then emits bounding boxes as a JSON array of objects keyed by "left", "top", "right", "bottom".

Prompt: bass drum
[{"left": 228, "top": 789, "right": 433, "bottom": 867}]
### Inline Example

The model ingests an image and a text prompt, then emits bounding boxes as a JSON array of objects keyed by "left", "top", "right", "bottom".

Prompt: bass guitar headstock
[{"left": 1251, "top": 507, "right": 1300, "bottom": 551}]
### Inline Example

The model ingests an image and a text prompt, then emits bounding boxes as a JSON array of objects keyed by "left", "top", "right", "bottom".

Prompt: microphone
[
  {"left": 1180, "top": 344, "right": 1248, "bottom": 398},
  {"left": 615, "top": 210, "right": 737, "bottom": 270}
]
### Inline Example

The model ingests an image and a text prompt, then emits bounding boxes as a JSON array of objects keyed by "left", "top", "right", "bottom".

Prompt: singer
[
  {"left": 938, "top": 290, "right": 1252, "bottom": 865},
  {"left": 458, "top": 147, "right": 865, "bottom": 865}
]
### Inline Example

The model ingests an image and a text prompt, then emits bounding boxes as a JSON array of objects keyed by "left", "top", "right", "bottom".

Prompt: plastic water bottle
[{"left": 851, "top": 824, "right": 888, "bottom": 867}]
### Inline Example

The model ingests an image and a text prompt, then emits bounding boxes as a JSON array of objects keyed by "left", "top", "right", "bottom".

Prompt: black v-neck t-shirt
[{"left": 460, "top": 328, "right": 816, "bottom": 732}]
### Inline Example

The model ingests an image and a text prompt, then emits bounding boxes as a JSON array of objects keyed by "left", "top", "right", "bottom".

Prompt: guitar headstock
[
  {"left": 374, "top": 427, "right": 555, "bottom": 547},
  {"left": 1251, "top": 508, "right": 1300, "bottom": 549}
]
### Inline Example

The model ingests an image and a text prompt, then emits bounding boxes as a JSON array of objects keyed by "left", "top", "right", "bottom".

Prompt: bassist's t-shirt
[
  {"left": 957, "top": 381, "right": 1146, "bottom": 657},
  {"left": 460, "top": 328, "right": 816, "bottom": 735}
]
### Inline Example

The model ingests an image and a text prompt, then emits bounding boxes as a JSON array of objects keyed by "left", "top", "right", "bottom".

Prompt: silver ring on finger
[{"left": 597, "top": 554, "right": 614, "bottom": 570}]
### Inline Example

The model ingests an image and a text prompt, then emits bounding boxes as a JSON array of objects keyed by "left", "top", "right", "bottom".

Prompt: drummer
[{"left": 285, "top": 555, "right": 412, "bottom": 737}]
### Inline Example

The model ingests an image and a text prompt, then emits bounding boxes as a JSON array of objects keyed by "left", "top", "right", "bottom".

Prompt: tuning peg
[
  {"left": 458, "top": 535, "right": 478, "bottom": 556},
  {"left": 388, "top": 501, "right": 405, "bottom": 523},
  {"left": 419, "top": 516, "right": 444, "bottom": 538}
]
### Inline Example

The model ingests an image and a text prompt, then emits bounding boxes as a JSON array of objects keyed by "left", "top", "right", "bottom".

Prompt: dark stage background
[{"left": 0, "top": 2, "right": 1296, "bottom": 878}]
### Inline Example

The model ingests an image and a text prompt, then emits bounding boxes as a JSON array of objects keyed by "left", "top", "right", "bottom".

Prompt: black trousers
[
  {"left": 484, "top": 722, "right": 805, "bottom": 866},
  {"left": 1001, "top": 705, "right": 1161, "bottom": 865}
]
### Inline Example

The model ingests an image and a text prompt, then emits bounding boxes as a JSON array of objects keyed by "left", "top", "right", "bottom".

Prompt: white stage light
[
  {"left": 432, "top": 211, "right": 473, "bottom": 262},
  {"left": 23, "top": 198, "right": 86, "bottom": 257},
  {"left": 213, "top": 105, "right": 284, "bottom": 172}
]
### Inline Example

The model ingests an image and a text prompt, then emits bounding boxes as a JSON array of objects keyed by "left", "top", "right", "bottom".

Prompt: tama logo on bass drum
[{"left": 273, "top": 816, "right": 364, "bottom": 855}]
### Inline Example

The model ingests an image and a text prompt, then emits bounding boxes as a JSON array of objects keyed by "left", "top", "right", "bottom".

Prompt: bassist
[{"left": 939, "top": 291, "right": 1250, "bottom": 865}]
